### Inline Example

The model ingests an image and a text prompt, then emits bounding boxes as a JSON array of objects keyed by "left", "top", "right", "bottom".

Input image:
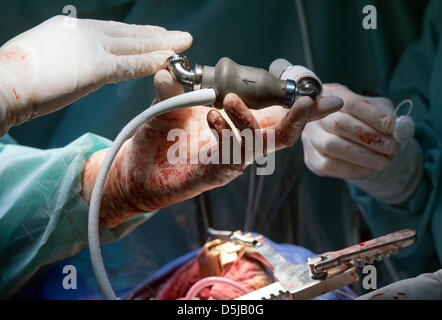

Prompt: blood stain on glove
[
  {"left": 355, "top": 126, "right": 385, "bottom": 145},
  {"left": 12, "top": 88, "right": 19, "bottom": 100},
  {"left": 0, "top": 46, "right": 30, "bottom": 63},
  {"left": 369, "top": 293, "right": 384, "bottom": 300}
]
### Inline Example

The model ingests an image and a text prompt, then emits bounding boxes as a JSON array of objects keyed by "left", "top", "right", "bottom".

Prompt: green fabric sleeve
[{"left": 0, "top": 133, "right": 155, "bottom": 298}]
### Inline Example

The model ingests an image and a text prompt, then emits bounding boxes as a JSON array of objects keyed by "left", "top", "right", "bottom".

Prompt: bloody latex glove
[
  {"left": 357, "top": 269, "right": 442, "bottom": 300},
  {"left": 302, "top": 83, "right": 400, "bottom": 179},
  {"left": 0, "top": 15, "right": 192, "bottom": 136},
  {"left": 302, "top": 84, "right": 423, "bottom": 203},
  {"left": 81, "top": 70, "right": 343, "bottom": 228}
]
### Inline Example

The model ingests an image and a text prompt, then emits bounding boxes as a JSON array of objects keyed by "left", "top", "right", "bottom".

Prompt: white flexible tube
[{"left": 88, "top": 89, "right": 217, "bottom": 300}]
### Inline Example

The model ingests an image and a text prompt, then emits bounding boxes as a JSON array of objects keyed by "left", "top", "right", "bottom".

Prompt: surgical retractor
[{"left": 165, "top": 54, "right": 323, "bottom": 108}]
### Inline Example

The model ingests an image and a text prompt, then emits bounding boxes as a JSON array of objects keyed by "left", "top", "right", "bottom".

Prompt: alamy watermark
[
  {"left": 362, "top": 5, "right": 377, "bottom": 30},
  {"left": 62, "top": 5, "right": 77, "bottom": 29},
  {"left": 362, "top": 265, "right": 378, "bottom": 290},
  {"left": 62, "top": 265, "right": 77, "bottom": 290}
]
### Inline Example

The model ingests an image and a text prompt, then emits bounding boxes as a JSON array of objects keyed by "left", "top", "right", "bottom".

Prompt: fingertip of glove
[
  {"left": 207, "top": 109, "right": 228, "bottom": 132},
  {"left": 292, "top": 96, "right": 315, "bottom": 117},
  {"left": 181, "top": 32, "right": 193, "bottom": 44},
  {"left": 154, "top": 69, "right": 174, "bottom": 85},
  {"left": 154, "top": 69, "right": 184, "bottom": 101},
  {"left": 207, "top": 109, "right": 220, "bottom": 124},
  {"left": 321, "top": 96, "right": 344, "bottom": 111},
  {"left": 170, "top": 31, "right": 193, "bottom": 52},
  {"left": 296, "top": 96, "right": 315, "bottom": 107},
  {"left": 310, "top": 96, "right": 343, "bottom": 120},
  {"left": 222, "top": 93, "right": 242, "bottom": 108}
]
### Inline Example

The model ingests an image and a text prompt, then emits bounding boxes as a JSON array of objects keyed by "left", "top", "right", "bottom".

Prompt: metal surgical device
[
  {"left": 207, "top": 229, "right": 417, "bottom": 300},
  {"left": 165, "top": 54, "right": 323, "bottom": 108}
]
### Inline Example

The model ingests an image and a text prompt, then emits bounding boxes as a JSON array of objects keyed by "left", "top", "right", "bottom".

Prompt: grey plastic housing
[{"left": 200, "top": 57, "right": 289, "bottom": 109}]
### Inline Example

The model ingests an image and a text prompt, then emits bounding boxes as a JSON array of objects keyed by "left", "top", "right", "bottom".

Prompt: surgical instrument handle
[{"left": 310, "top": 229, "right": 416, "bottom": 278}]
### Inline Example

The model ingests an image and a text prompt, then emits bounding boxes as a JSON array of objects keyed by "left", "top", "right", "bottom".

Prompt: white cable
[{"left": 88, "top": 89, "right": 217, "bottom": 300}]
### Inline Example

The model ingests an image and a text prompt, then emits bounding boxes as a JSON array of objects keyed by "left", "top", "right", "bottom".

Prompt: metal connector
[{"left": 165, "top": 54, "right": 203, "bottom": 90}]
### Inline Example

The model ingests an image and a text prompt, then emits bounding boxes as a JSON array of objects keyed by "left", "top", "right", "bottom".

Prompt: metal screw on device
[{"left": 308, "top": 255, "right": 328, "bottom": 279}]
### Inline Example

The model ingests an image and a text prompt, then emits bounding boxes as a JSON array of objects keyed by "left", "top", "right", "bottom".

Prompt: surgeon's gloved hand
[
  {"left": 81, "top": 70, "right": 343, "bottom": 228},
  {"left": 301, "top": 83, "right": 423, "bottom": 204},
  {"left": 0, "top": 15, "right": 192, "bottom": 136},
  {"left": 357, "top": 269, "right": 442, "bottom": 300}
]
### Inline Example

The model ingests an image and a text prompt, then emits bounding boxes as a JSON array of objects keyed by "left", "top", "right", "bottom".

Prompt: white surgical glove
[
  {"left": 0, "top": 15, "right": 193, "bottom": 136},
  {"left": 302, "top": 84, "right": 423, "bottom": 204},
  {"left": 357, "top": 269, "right": 442, "bottom": 300}
]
